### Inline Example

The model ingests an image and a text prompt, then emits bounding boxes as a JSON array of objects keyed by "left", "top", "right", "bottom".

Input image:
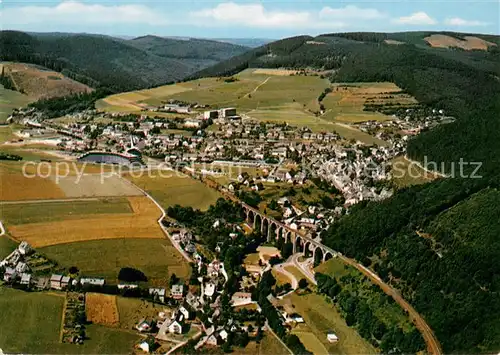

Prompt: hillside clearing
[
  {"left": 424, "top": 34, "right": 497, "bottom": 51},
  {"left": 39, "top": 238, "right": 190, "bottom": 285},
  {"left": 2, "top": 62, "right": 92, "bottom": 100}
]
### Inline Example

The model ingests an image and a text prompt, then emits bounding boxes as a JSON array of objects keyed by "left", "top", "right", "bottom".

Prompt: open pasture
[
  {"left": 86, "top": 293, "right": 120, "bottom": 327},
  {"left": 0, "top": 288, "right": 140, "bottom": 354},
  {"left": 7, "top": 196, "right": 164, "bottom": 247},
  {"left": 391, "top": 156, "right": 436, "bottom": 188},
  {"left": 0, "top": 197, "right": 132, "bottom": 225},
  {"left": 96, "top": 78, "right": 219, "bottom": 112},
  {"left": 0, "top": 163, "right": 66, "bottom": 201},
  {"left": 0, "top": 84, "right": 34, "bottom": 123},
  {"left": 125, "top": 170, "right": 222, "bottom": 211},
  {"left": 280, "top": 293, "right": 376, "bottom": 354},
  {"left": 116, "top": 297, "right": 169, "bottom": 330},
  {"left": 40, "top": 238, "right": 190, "bottom": 285}
]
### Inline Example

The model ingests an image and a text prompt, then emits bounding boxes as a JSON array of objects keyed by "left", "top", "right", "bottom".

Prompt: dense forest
[
  {"left": 0, "top": 31, "right": 248, "bottom": 92},
  {"left": 27, "top": 89, "right": 112, "bottom": 118}
]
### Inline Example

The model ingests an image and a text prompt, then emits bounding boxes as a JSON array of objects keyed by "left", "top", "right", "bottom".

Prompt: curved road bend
[{"left": 117, "top": 174, "right": 192, "bottom": 263}]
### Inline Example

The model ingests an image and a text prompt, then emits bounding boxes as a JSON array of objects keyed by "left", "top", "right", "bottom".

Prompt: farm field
[
  {"left": 0, "top": 163, "right": 66, "bottom": 201},
  {"left": 279, "top": 292, "right": 376, "bottom": 355},
  {"left": 116, "top": 296, "right": 169, "bottom": 330},
  {"left": 125, "top": 170, "right": 222, "bottom": 211},
  {"left": 0, "top": 161, "right": 127, "bottom": 201},
  {"left": 0, "top": 197, "right": 132, "bottom": 225},
  {"left": 39, "top": 238, "right": 190, "bottom": 285},
  {"left": 7, "top": 196, "right": 164, "bottom": 247},
  {"left": 86, "top": 293, "right": 120, "bottom": 327},
  {"left": 55, "top": 174, "right": 143, "bottom": 198},
  {"left": 322, "top": 82, "right": 417, "bottom": 124},
  {"left": 97, "top": 69, "right": 395, "bottom": 144},
  {"left": 0, "top": 287, "right": 139, "bottom": 354}
]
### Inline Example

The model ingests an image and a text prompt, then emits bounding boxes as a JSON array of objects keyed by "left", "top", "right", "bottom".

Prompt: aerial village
[{"left": 1, "top": 96, "right": 451, "bottom": 354}]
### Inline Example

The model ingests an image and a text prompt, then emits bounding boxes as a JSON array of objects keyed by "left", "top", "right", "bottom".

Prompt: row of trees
[{"left": 315, "top": 273, "right": 425, "bottom": 353}]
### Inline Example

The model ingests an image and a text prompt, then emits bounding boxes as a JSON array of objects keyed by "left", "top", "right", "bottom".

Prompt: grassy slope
[
  {"left": 0, "top": 235, "right": 18, "bottom": 259},
  {"left": 0, "top": 197, "right": 132, "bottom": 225},
  {"left": 316, "top": 258, "right": 413, "bottom": 332},
  {"left": 39, "top": 238, "right": 190, "bottom": 286},
  {"left": 0, "top": 84, "right": 34, "bottom": 122},
  {"left": 284, "top": 292, "right": 376, "bottom": 354}
]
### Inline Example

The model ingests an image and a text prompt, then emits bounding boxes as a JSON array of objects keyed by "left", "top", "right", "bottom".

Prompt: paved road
[
  {"left": 118, "top": 174, "right": 193, "bottom": 263},
  {"left": 273, "top": 257, "right": 299, "bottom": 289}
]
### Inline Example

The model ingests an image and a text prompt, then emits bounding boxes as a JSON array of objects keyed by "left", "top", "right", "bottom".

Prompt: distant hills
[
  {"left": 127, "top": 35, "right": 248, "bottom": 71},
  {"left": 0, "top": 31, "right": 249, "bottom": 92}
]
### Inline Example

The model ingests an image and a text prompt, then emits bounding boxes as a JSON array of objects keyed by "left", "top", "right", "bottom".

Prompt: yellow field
[
  {"left": 252, "top": 68, "right": 299, "bottom": 76},
  {"left": 7, "top": 196, "right": 164, "bottom": 247},
  {"left": 293, "top": 330, "right": 329, "bottom": 355},
  {"left": 86, "top": 293, "right": 119, "bottom": 327},
  {"left": 3, "top": 62, "right": 92, "bottom": 100},
  {"left": 0, "top": 168, "right": 65, "bottom": 201}
]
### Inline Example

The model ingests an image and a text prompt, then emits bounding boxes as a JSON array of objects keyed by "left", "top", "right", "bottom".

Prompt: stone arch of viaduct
[{"left": 243, "top": 203, "right": 335, "bottom": 263}]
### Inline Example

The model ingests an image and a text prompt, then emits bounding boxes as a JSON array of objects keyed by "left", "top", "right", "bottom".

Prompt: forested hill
[
  {"left": 128, "top": 35, "right": 248, "bottom": 70},
  {"left": 0, "top": 31, "right": 248, "bottom": 92},
  {"left": 193, "top": 30, "right": 500, "bottom": 353}
]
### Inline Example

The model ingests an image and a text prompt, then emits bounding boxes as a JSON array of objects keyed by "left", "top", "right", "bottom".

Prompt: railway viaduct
[{"left": 241, "top": 202, "right": 337, "bottom": 263}]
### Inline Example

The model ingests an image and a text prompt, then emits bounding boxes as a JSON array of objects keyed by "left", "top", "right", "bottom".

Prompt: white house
[
  {"left": 327, "top": 332, "right": 339, "bottom": 343},
  {"left": 204, "top": 282, "right": 216, "bottom": 298}
]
